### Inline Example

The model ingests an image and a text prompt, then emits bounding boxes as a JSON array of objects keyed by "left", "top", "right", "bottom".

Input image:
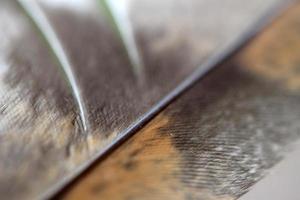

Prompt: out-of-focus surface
[
  {"left": 240, "top": 142, "right": 300, "bottom": 200},
  {"left": 0, "top": 0, "right": 287, "bottom": 199},
  {"left": 61, "top": 3, "right": 300, "bottom": 200}
]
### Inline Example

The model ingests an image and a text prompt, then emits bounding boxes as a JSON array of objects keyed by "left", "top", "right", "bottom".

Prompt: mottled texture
[
  {"left": 61, "top": 4, "right": 300, "bottom": 200},
  {"left": 0, "top": 0, "right": 286, "bottom": 199},
  {"left": 0, "top": 1, "right": 79, "bottom": 199},
  {"left": 37, "top": 0, "right": 284, "bottom": 133}
]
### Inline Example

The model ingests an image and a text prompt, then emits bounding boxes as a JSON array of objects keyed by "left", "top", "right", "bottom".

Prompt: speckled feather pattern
[
  {"left": 62, "top": 4, "right": 300, "bottom": 200},
  {"left": 0, "top": 0, "right": 287, "bottom": 199}
]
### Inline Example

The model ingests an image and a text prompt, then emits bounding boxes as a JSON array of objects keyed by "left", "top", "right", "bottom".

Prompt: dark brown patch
[
  {"left": 0, "top": 0, "right": 287, "bottom": 199},
  {"left": 61, "top": 3, "right": 300, "bottom": 200}
]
